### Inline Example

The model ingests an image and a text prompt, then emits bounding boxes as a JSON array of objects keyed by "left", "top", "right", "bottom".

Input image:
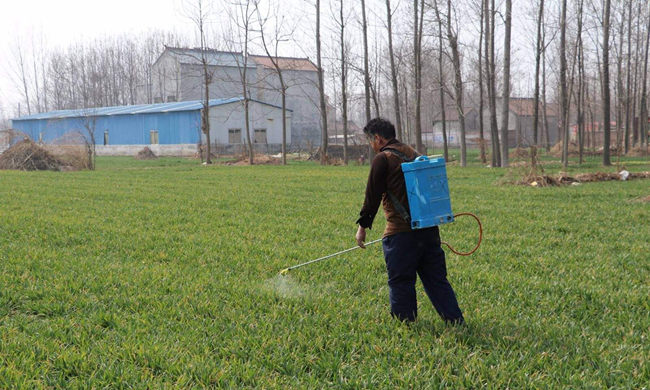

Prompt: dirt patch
[
  {"left": 0, "top": 139, "right": 66, "bottom": 171},
  {"left": 512, "top": 148, "right": 529, "bottom": 159},
  {"left": 630, "top": 195, "right": 650, "bottom": 203},
  {"left": 626, "top": 146, "right": 648, "bottom": 157},
  {"left": 519, "top": 170, "right": 650, "bottom": 186},
  {"left": 550, "top": 141, "right": 625, "bottom": 157},
  {"left": 225, "top": 154, "right": 282, "bottom": 166},
  {"left": 135, "top": 147, "right": 158, "bottom": 160}
]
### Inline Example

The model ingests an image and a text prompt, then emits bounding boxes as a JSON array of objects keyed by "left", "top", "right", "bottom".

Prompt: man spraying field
[{"left": 355, "top": 118, "right": 464, "bottom": 324}]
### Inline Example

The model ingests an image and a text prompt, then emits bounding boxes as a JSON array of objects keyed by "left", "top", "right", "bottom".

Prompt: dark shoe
[{"left": 444, "top": 316, "right": 465, "bottom": 326}]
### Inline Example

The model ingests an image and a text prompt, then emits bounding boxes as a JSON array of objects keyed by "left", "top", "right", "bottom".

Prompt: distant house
[
  {"left": 431, "top": 106, "right": 475, "bottom": 147},
  {"left": 485, "top": 97, "right": 560, "bottom": 147},
  {"left": 328, "top": 120, "right": 365, "bottom": 146},
  {"left": 151, "top": 47, "right": 320, "bottom": 149},
  {"left": 432, "top": 98, "right": 560, "bottom": 148},
  {"left": 570, "top": 116, "right": 650, "bottom": 146}
]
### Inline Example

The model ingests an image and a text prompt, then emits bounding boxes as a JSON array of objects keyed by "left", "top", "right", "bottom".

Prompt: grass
[{"left": 0, "top": 151, "right": 648, "bottom": 388}]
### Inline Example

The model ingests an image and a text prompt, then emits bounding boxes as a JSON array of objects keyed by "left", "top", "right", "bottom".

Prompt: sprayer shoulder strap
[{"left": 382, "top": 148, "right": 416, "bottom": 224}]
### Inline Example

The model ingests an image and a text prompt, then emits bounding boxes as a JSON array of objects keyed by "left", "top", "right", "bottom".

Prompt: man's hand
[{"left": 356, "top": 226, "right": 367, "bottom": 248}]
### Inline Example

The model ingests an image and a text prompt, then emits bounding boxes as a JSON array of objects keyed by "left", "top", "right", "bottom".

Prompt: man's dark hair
[{"left": 364, "top": 118, "right": 396, "bottom": 139}]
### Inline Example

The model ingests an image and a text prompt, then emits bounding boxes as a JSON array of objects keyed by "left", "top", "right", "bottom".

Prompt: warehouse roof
[
  {"left": 13, "top": 97, "right": 291, "bottom": 121},
  {"left": 161, "top": 47, "right": 256, "bottom": 68}
]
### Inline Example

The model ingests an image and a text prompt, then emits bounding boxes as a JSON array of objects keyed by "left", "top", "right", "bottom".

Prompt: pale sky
[
  {"left": 0, "top": 0, "right": 539, "bottom": 121},
  {"left": 0, "top": 0, "right": 195, "bottom": 118}
]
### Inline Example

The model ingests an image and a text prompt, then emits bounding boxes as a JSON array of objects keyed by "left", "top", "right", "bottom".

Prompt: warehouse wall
[
  {"left": 12, "top": 110, "right": 201, "bottom": 146},
  {"left": 207, "top": 101, "right": 291, "bottom": 146}
]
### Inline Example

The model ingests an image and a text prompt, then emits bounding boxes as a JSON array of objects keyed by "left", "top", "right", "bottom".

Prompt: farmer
[{"left": 355, "top": 118, "right": 464, "bottom": 324}]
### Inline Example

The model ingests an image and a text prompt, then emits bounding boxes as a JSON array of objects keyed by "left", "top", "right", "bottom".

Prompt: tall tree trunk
[
  {"left": 640, "top": 8, "right": 650, "bottom": 151},
  {"left": 340, "top": 0, "right": 349, "bottom": 165},
  {"left": 602, "top": 0, "right": 612, "bottom": 165},
  {"left": 532, "top": 0, "right": 544, "bottom": 148},
  {"left": 499, "top": 0, "right": 512, "bottom": 167},
  {"left": 386, "top": 0, "right": 403, "bottom": 140},
  {"left": 433, "top": 0, "right": 448, "bottom": 161},
  {"left": 413, "top": 0, "right": 424, "bottom": 153},
  {"left": 361, "top": 0, "right": 373, "bottom": 161},
  {"left": 542, "top": 42, "right": 550, "bottom": 151},
  {"left": 624, "top": 0, "right": 633, "bottom": 153},
  {"left": 447, "top": 0, "right": 466, "bottom": 166},
  {"left": 615, "top": 3, "right": 625, "bottom": 155},
  {"left": 198, "top": 0, "right": 212, "bottom": 165},
  {"left": 631, "top": 0, "right": 641, "bottom": 147},
  {"left": 478, "top": 0, "right": 486, "bottom": 164},
  {"left": 560, "top": 0, "right": 569, "bottom": 168},
  {"left": 577, "top": 0, "right": 585, "bottom": 165},
  {"left": 487, "top": 0, "right": 500, "bottom": 166},
  {"left": 316, "top": 0, "right": 328, "bottom": 164}
]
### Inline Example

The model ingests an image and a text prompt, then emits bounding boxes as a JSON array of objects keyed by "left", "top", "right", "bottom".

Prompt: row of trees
[
  {"left": 5, "top": 0, "right": 650, "bottom": 167},
  {"left": 315, "top": 0, "right": 650, "bottom": 167}
]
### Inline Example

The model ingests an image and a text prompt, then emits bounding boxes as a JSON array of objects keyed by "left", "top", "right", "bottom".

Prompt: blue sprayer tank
[{"left": 401, "top": 155, "right": 454, "bottom": 229}]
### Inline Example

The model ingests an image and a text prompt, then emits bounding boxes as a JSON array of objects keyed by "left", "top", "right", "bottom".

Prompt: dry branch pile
[
  {"left": 135, "top": 147, "right": 158, "bottom": 160},
  {"left": 0, "top": 139, "right": 65, "bottom": 171},
  {"left": 225, "top": 154, "right": 281, "bottom": 166},
  {"left": 520, "top": 171, "right": 650, "bottom": 187}
]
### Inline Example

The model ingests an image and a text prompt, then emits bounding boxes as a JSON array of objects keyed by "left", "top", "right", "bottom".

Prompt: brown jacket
[{"left": 357, "top": 139, "right": 420, "bottom": 237}]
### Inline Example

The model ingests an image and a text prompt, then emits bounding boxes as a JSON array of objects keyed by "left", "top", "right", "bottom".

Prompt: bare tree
[
  {"left": 446, "top": 0, "right": 466, "bottom": 166},
  {"left": 602, "top": 0, "right": 612, "bottom": 166},
  {"left": 316, "top": 0, "right": 329, "bottom": 164},
  {"left": 532, "top": 0, "right": 545, "bottom": 165},
  {"left": 577, "top": 0, "right": 586, "bottom": 164},
  {"left": 477, "top": 0, "right": 486, "bottom": 164},
  {"left": 386, "top": 0, "right": 404, "bottom": 140},
  {"left": 180, "top": 0, "right": 216, "bottom": 163},
  {"left": 559, "top": 0, "right": 569, "bottom": 168},
  {"left": 499, "top": 0, "right": 512, "bottom": 167},
  {"left": 361, "top": 0, "right": 373, "bottom": 160},
  {"left": 624, "top": 0, "right": 633, "bottom": 153},
  {"left": 337, "top": 0, "right": 350, "bottom": 164},
  {"left": 640, "top": 4, "right": 650, "bottom": 151},
  {"left": 254, "top": 1, "right": 293, "bottom": 165},
  {"left": 413, "top": 0, "right": 425, "bottom": 153},
  {"left": 432, "top": 0, "right": 448, "bottom": 161},
  {"left": 11, "top": 39, "right": 32, "bottom": 116},
  {"left": 486, "top": 0, "right": 500, "bottom": 166},
  {"left": 227, "top": 0, "right": 255, "bottom": 164}
]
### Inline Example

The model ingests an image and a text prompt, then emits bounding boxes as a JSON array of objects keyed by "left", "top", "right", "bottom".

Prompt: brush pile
[
  {"left": 0, "top": 139, "right": 65, "bottom": 171},
  {"left": 135, "top": 147, "right": 158, "bottom": 160},
  {"left": 226, "top": 154, "right": 281, "bottom": 165},
  {"left": 520, "top": 171, "right": 650, "bottom": 187}
]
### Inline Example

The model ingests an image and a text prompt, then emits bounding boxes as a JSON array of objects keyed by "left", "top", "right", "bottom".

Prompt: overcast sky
[
  {"left": 0, "top": 0, "right": 539, "bottom": 120},
  {"left": 0, "top": 0, "right": 195, "bottom": 117}
]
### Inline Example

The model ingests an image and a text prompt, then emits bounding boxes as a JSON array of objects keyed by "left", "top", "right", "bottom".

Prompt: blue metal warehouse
[{"left": 11, "top": 97, "right": 245, "bottom": 146}]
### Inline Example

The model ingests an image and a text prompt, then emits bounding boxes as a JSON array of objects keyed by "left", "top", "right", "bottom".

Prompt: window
[
  {"left": 167, "top": 95, "right": 177, "bottom": 102},
  {"left": 104, "top": 130, "right": 109, "bottom": 146},
  {"left": 154, "top": 97, "right": 163, "bottom": 103},
  {"left": 150, "top": 130, "right": 159, "bottom": 144},
  {"left": 228, "top": 128, "right": 241, "bottom": 144},
  {"left": 254, "top": 128, "right": 267, "bottom": 144}
]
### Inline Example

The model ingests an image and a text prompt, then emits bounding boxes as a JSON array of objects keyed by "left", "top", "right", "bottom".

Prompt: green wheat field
[{"left": 1, "top": 152, "right": 648, "bottom": 388}]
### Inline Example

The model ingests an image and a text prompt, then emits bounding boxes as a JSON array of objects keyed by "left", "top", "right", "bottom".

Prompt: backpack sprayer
[{"left": 279, "top": 155, "right": 482, "bottom": 276}]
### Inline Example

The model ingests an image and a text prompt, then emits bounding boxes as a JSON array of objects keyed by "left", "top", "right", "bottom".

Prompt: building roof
[
  {"left": 506, "top": 97, "right": 557, "bottom": 117},
  {"left": 158, "top": 47, "right": 316, "bottom": 72},
  {"left": 433, "top": 106, "right": 474, "bottom": 122},
  {"left": 163, "top": 47, "right": 256, "bottom": 68},
  {"left": 249, "top": 55, "right": 318, "bottom": 72},
  {"left": 13, "top": 97, "right": 290, "bottom": 121}
]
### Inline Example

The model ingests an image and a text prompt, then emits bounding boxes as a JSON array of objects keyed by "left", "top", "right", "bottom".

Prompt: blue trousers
[{"left": 382, "top": 228, "right": 463, "bottom": 322}]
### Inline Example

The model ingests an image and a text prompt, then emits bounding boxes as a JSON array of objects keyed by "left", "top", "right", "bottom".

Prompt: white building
[{"left": 152, "top": 47, "right": 319, "bottom": 150}]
